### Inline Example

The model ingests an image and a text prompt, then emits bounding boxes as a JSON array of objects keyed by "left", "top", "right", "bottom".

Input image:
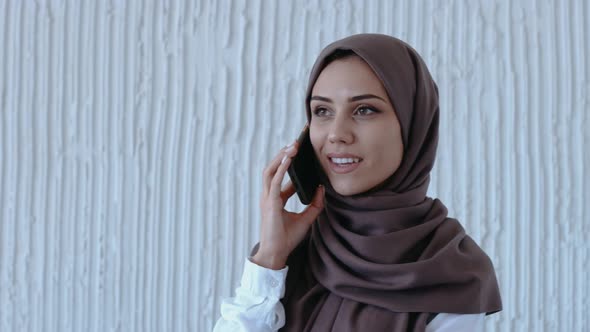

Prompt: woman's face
[{"left": 309, "top": 55, "right": 404, "bottom": 196}]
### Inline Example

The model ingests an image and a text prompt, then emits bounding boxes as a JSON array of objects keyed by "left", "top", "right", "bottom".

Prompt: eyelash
[{"left": 312, "top": 105, "right": 381, "bottom": 117}]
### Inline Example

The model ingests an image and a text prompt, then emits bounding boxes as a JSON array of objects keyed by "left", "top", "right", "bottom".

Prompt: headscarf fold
[{"left": 266, "top": 33, "right": 501, "bottom": 331}]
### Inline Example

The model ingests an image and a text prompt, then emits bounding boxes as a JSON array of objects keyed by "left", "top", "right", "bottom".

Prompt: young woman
[{"left": 214, "top": 33, "right": 502, "bottom": 332}]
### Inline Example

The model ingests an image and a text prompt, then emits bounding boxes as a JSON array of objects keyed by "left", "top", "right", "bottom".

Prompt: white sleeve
[
  {"left": 425, "top": 313, "right": 486, "bottom": 332},
  {"left": 213, "top": 258, "right": 289, "bottom": 332}
]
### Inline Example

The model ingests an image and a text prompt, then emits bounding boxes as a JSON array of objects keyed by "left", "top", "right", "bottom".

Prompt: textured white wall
[{"left": 0, "top": 0, "right": 588, "bottom": 331}]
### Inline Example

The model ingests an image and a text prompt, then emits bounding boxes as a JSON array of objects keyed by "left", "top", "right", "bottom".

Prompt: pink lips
[{"left": 326, "top": 153, "right": 363, "bottom": 174}]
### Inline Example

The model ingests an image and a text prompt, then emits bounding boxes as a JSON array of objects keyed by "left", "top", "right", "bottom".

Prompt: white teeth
[{"left": 331, "top": 157, "right": 360, "bottom": 164}]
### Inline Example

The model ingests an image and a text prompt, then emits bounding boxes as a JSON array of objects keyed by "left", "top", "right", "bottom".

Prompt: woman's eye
[
  {"left": 313, "top": 107, "right": 330, "bottom": 117},
  {"left": 354, "top": 106, "right": 379, "bottom": 116}
]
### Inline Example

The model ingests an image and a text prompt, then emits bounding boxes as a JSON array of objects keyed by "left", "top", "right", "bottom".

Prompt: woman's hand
[{"left": 252, "top": 141, "right": 325, "bottom": 270}]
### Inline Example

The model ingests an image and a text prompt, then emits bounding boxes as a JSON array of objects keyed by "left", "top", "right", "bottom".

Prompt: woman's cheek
[{"left": 309, "top": 128, "right": 323, "bottom": 157}]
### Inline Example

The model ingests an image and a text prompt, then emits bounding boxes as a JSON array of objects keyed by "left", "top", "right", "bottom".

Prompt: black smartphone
[{"left": 287, "top": 125, "right": 321, "bottom": 205}]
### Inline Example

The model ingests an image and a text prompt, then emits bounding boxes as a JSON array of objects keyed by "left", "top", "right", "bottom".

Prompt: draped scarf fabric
[{"left": 271, "top": 34, "right": 502, "bottom": 331}]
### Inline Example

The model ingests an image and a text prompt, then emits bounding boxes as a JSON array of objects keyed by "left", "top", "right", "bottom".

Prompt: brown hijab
[{"left": 266, "top": 33, "right": 501, "bottom": 331}]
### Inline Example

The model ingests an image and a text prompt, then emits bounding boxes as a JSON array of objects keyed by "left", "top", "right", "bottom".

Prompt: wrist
[{"left": 251, "top": 251, "right": 287, "bottom": 270}]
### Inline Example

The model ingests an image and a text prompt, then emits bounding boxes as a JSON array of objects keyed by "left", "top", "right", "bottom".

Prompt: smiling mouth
[
  {"left": 327, "top": 157, "right": 363, "bottom": 174},
  {"left": 329, "top": 157, "right": 362, "bottom": 165}
]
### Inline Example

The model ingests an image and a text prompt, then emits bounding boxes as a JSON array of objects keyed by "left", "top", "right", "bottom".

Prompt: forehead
[{"left": 311, "top": 56, "right": 388, "bottom": 97}]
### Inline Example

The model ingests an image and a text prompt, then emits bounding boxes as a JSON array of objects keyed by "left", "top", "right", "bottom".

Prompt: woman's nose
[{"left": 328, "top": 116, "right": 354, "bottom": 144}]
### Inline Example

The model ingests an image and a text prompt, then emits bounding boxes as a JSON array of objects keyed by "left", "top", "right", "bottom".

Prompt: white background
[{"left": 0, "top": 0, "right": 588, "bottom": 331}]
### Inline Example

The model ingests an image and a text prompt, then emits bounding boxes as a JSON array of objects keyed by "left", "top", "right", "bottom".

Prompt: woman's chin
[
  {"left": 328, "top": 176, "right": 392, "bottom": 197},
  {"left": 330, "top": 182, "right": 368, "bottom": 196}
]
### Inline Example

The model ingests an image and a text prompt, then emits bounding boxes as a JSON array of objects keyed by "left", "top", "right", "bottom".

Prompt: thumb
[{"left": 298, "top": 185, "right": 325, "bottom": 225}]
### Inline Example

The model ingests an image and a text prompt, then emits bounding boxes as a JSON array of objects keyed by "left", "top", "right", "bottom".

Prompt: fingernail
[{"left": 281, "top": 155, "right": 288, "bottom": 164}]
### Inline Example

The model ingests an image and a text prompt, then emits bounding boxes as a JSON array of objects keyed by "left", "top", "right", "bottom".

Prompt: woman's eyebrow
[{"left": 310, "top": 94, "right": 386, "bottom": 102}]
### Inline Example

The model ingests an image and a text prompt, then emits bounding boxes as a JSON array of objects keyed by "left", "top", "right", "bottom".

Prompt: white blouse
[{"left": 213, "top": 258, "right": 485, "bottom": 332}]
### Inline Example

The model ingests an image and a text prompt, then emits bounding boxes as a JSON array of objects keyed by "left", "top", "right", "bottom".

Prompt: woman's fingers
[
  {"left": 285, "top": 185, "right": 325, "bottom": 246},
  {"left": 262, "top": 148, "right": 288, "bottom": 196},
  {"left": 263, "top": 141, "right": 297, "bottom": 197},
  {"left": 269, "top": 152, "right": 293, "bottom": 198},
  {"left": 297, "top": 185, "right": 325, "bottom": 225},
  {"left": 280, "top": 180, "right": 297, "bottom": 203}
]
